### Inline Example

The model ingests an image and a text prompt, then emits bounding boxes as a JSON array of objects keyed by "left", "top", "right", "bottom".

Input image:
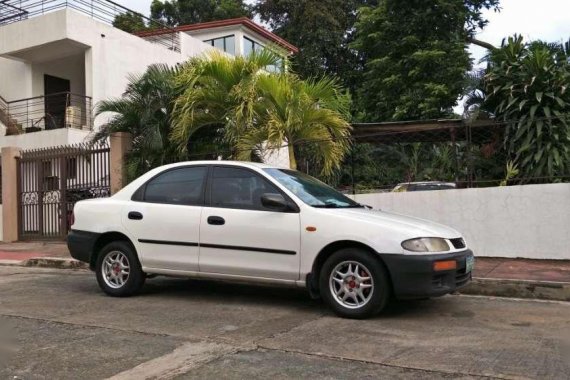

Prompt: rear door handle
[
  {"left": 128, "top": 211, "right": 143, "bottom": 220},
  {"left": 207, "top": 216, "right": 225, "bottom": 225}
]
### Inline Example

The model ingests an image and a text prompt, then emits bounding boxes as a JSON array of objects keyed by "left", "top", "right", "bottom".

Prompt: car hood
[{"left": 320, "top": 208, "right": 461, "bottom": 238}]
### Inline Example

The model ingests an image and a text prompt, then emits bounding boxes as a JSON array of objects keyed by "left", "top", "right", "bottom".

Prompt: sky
[{"left": 119, "top": 0, "right": 570, "bottom": 65}]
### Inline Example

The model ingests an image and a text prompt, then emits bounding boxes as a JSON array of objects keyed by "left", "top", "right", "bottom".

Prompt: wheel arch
[
  {"left": 91, "top": 231, "right": 137, "bottom": 270},
  {"left": 308, "top": 240, "right": 393, "bottom": 295}
]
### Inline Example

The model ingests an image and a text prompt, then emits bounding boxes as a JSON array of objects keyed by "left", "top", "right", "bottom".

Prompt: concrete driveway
[{"left": 1, "top": 266, "right": 569, "bottom": 379}]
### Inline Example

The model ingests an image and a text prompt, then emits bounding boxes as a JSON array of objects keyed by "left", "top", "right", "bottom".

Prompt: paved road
[{"left": 1, "top": 266, "right": 569, "bottom": 380}]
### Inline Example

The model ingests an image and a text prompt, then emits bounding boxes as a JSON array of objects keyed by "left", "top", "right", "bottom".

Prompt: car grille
[
  {"left": 450, "top": 238, "right": 466, "bottom": 249},
  {"left": 455, "top": 267, "right": 471, "bottom": 287}
]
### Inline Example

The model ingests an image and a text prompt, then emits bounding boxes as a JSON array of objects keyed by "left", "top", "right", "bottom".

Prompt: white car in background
[{"left": 68, "top": 161, "right": 474, "bottom": 319}]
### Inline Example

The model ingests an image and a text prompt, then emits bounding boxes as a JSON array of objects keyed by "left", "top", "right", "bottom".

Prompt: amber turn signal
[
  {"left": 433, "top": 260, "right": 457, "bottom": 271},
  {"left": 306, "top": 226, "right": 317, "bottom": 232}
]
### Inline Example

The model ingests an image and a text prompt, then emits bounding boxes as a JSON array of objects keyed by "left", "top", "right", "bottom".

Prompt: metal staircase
[{"left": 0, "top": 95, "right": 22, "bottom": 135}]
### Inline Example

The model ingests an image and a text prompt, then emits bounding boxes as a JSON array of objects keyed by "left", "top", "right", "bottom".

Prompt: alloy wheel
[
  {"left": 329, "top": 260, "right": 374, "bottom": 309},
  {"left": 102, "top": 250, "right": 130, "bottom": 289}
]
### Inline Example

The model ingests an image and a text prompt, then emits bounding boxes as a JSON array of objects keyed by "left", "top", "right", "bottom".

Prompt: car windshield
[{"left": 264, "top": 168, "right": 362, "bottom": 208}]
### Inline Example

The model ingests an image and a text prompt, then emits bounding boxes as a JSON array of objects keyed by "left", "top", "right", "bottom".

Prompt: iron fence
[
  {"left": 18, "top": 142, "right": 110, "bottom": 239},
  {"left": 0, "top": 0, "right": 179, "bottom": 51}
]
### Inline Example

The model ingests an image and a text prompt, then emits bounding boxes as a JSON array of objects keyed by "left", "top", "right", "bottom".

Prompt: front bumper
[
  {"left": 67, "top": 229, "right": 100, "bottom": 268},
  {"left": 380, "top": 249, "right": 474, "bottom": 299}
]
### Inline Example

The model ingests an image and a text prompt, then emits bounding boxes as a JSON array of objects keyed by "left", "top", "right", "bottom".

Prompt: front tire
[
  {"left": 95, "top": 241, "right": 145, "bottom": 297},
  {"left": 319, "top": 248, "right": 391, "bottom": 319}
]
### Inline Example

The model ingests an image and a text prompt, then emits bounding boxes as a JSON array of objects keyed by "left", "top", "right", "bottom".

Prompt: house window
[
  {"left": 243, "top": 36, "right": 264, "bottom": 56},
  {"left": 204, "top": 35, "right": 235, "bottom": 55},
  {"left": 244, "top": 37, "right": 284, "bottom": 73}
]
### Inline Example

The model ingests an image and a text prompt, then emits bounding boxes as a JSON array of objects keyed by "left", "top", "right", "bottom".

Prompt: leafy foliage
[
  {"left": 484, "top": 35, "right": 570, "bottom": 180},
  {"left": 171, "top": 50, "right": 279, "bottom": 157},
  {"left": 255, "top": 0, "right": 373, "bottom": 91},
  {"left": 150, "top": 0, "right": 252, "bottom": 26},
  {"left": 352, "top": 0, "right": 499, "bottom": 122},
  {"left": 92, "top": 64, "right": 184, "bottom": 180},
  {"left": 236, "top": 74, "right": 352, "bottom": 175},
  {"left": 171, "top": 51, "right": 352, "bottom": 175},
  {"left": 113, "top": 11, "right": 147, "bottom": 33}
]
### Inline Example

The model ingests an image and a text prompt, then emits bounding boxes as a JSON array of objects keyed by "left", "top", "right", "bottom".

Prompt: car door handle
[
  {"left": 207, "top": 216, "right": 225, "bottom": 225},
  {"left": 128, "top": 211, "right": 143, "bottom": 220}
]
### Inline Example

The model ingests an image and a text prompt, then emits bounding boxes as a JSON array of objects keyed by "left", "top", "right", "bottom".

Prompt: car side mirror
[{"left": 261, "top": 193, "right": 290, "bottom": 212}]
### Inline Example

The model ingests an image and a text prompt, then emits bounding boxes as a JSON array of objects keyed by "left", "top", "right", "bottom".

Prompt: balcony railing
[
  {"left": 4, "top": 92, "right": 93, "bottom": 134},
  {"left": 0, "top": 0, "right": 180, "bottom": 51}
]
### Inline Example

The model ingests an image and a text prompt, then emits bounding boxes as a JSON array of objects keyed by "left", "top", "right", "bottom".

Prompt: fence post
[
  {"left": 109, "top": 132, "right": 132, "bottom": 195},
  {"left": 2, "top": 147, "right": 21, "bottom": 242}
]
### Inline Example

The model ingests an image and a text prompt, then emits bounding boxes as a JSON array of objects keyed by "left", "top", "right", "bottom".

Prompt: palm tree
[
  {"left": 171, "top": 51, "right": 352, "bottom": 175},
  {"left": 171, "top": 50, "right": 280, "bottom": 156},
  {"left": 92, "top": 64, "right": 182, "bottom": 179},
  {"left": 236, "top": 74, "right": 352, "bottom": 175}
]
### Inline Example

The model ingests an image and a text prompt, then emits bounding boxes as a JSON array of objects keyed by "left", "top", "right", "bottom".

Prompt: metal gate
[{"left": 18, "top": 142, "right": 110, "bottom": 240}]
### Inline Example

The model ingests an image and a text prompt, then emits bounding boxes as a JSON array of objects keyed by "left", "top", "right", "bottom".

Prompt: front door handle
[
  {"left": 207, "top": 216, "right": 225, "bottom": 225},
  {"left": 128, "top": 211, "right": 143, "bottom": 220}
]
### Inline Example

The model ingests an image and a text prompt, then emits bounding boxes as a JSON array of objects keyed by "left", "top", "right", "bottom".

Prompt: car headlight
[{"left": 402, "top": 237, "right": 450, "bottom": 252}]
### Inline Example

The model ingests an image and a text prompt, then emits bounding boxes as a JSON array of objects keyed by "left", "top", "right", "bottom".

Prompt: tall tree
[
  {"left": 484, "top": 36, "right": 570, "bottom": 180},
  {"left": 352, "top": 0, "right": 499, "bottom": 122},
  {"left": 150, "top": 0, "right": 252, "bottom": 27},
  {"left": 113, "top": 11, "right": 147, "bottom": 33},
  {"left": 255, "top": 0, "right": 373, "bottom": 90}
]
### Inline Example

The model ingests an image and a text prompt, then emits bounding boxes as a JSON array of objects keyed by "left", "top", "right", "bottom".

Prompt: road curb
[
  {"left": 23, "top": 257, "right": 89, "bottom": 270},
  {"left": 461, "top": 277, "right": 570, "bottom": 302}
]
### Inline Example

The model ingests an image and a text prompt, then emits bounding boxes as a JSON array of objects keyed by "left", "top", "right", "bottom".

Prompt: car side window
[
  {"left": 143, "top": 166, "right": 207, "bottom": 206},
  {"left": 210, "top": 167, "right": 281, "bottom": 211}
]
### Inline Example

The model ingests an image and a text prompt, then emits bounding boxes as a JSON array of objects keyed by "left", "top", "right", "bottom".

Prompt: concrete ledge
[
  {"left": 461, "top": 278, "right": 570, "bottom": 302},
  {"left": 23, "top": 257, "right": 89, "bottom": 270},
  {"left": 0, "top": 259, "right": 24, "bottom": 266}
]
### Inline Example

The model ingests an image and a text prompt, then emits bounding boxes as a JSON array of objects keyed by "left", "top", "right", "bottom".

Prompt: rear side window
[
  {"left": 210, "top": 166, "right": 281, "bottom": 210},
  {"left": 143, "top": 166, "right": 207, "bottom": 206}
]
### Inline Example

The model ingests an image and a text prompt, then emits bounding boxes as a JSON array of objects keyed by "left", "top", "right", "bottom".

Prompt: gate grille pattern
[{"left": 18, "top": 142, "right": 110, "bottom": 239}]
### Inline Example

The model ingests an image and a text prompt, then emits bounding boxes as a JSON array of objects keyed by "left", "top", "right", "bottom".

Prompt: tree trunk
[
  {"left": 287, "top": 143, "right": 297, "bottom": 170},
  {"left": 468, "top": 37, "right": 496, "bottom": 51}
]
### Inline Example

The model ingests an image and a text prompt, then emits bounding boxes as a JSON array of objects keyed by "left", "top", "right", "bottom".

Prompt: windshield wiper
[{"left": 313, "top": 203, "right": 341, "bottom": 208}]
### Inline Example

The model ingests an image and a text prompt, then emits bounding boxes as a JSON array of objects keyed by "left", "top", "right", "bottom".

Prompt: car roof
[{"left": 158, "top": 160, "right": 280, "bottom": 170}]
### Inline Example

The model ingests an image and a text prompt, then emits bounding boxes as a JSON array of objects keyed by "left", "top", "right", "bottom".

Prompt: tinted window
[
  {"left": 143, "top": 167, "right": 207, "bottom": 205},
  {"left": 210, "top": 167, "right": 281, "bottom": 210}
]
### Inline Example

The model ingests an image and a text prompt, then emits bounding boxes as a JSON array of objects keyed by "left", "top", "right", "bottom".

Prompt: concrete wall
[
  {"left": 0, "top": 57, "right": 33, "bottom": 100},
  {"left": 31, "top": 54, "right": 86, "bottom": 97},
  {"left": 352, "top": 183, "right": 570, "bottom": 260},
  {"left": 0, "top": 128, "right": 90, "bottom": 150}
]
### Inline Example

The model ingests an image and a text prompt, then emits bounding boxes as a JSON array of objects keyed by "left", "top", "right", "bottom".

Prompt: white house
[
  {"left": 0, "top": 1, "right": 298, "bottom": 151},
  {"left": 0, "top": 1, "right": 296, "bottom": 241}
]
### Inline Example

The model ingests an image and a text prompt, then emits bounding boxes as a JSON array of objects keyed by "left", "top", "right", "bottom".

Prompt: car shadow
[{"left": 132, "top": 276, "right": 444, "bottom": 318}]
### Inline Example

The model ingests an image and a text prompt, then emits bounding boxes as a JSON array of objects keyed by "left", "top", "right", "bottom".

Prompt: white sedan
[{"left": 68, "top": 161, "right": 474, "bottom": 319}]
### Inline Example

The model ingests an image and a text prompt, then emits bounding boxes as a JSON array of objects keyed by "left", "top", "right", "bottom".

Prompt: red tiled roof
[{"left": 137, "top": 17, "right": 298, "bottom": 54}]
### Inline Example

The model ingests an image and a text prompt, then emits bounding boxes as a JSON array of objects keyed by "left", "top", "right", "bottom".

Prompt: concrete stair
[{"left": 0, "top": 99, "right": 22, "bottom": 135}]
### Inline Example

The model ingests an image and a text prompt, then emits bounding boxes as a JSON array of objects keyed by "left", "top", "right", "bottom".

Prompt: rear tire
[
  {"left": 319, "top": 248, "right": 391, "bottom": 319},
  {"left": 95, "top": 241, "right": 145, "bottom": 297}
]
